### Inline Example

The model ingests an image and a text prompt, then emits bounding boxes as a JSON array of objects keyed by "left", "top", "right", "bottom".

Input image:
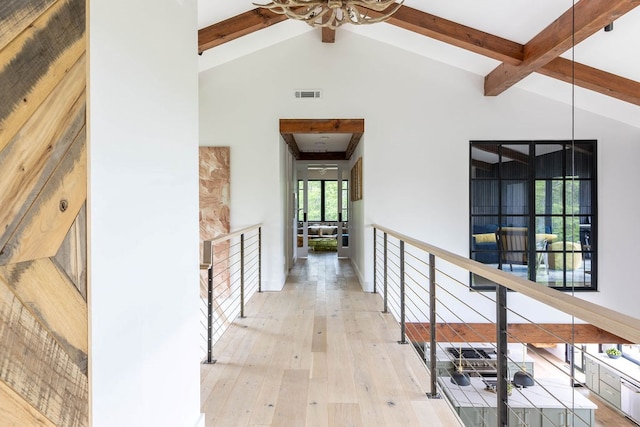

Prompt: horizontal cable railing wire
[
  {"left": 371, "top": 224, "right": 640, "bottom": 427},
  {"left": 200, "top": 224, "right": 262, "bottom": 364}
]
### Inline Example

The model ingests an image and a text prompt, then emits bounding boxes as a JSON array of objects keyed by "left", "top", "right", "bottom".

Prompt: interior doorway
[
  {"left": 279, "top": 118, "right": 364, "bottom": 265},
  {"left": 296, "top": 162, "right": 350, "bottom": 259}
]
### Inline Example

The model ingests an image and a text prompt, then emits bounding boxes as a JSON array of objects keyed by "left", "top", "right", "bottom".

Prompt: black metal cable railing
[
  {"left": 372, "top": 224, "right": 640, "bottom": 427},
  {"left": 199, "top": 225, "right": 262, "bottom": 364}
]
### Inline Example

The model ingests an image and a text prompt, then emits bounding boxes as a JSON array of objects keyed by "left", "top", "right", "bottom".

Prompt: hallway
[{"left": 200, "top": 253, "right": 462, "bottom": 426}]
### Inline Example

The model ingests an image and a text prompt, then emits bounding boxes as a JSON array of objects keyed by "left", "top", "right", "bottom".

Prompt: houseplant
[{"left": 605, "top": 348, "right": 622, "bottom": 359}]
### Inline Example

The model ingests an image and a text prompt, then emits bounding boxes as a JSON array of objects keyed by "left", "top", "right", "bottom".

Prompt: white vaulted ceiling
[{"left": 197, "top": 1, "right": 640, "bottom": 129}]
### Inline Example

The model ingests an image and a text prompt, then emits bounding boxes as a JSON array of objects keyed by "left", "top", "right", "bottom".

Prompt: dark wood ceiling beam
[
  {"left": 299, "top": 152, "right": 347, "bottom": 161},
  {"left": 373, "top": 5, "right": 524, "bottom": 65},
  {"left": 473, "top": 144, "right": 528, "bottom": 165},
  {"left": 281, "top": 133, "right": 301, "bottom": 159},
  {"left": 377, "top": 4, "right": 640, "bottom": 107},
  {"left": 484, "top": 0, "right": 640, "bottom": 96},
  {"left": 540, "top": 57, "right": 640, "bottom": 106},
  {"left": 200, "top": 6, "right": 640, "bottom": 107},
  {"left": 471, "top": 159, "right": 493, "bottom": 171},
  {"left": 280, "top": 118, "right": 364, "bottom": 134},
  {"left": 344, "top": 132, "right": 363, "bottom": 160},
  {"left": 280, "top": 119, "right": 364, "bottom": 160},
  {"left": 406, "top": 323, "right": 631, "bottom": 344},
  {"left": 322, "top": 27, "right": 335, "bottom": 43},
  {"left": 198, "top": 8, "right": 287, "bottom": 53}
]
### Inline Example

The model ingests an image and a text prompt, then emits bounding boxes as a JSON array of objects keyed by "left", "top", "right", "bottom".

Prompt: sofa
[
  {"left": 471, "top": 224, "right": 499, "bottom": 264},
  {"left": 297, "top": 223, "right": 338, "bottom": 247}
]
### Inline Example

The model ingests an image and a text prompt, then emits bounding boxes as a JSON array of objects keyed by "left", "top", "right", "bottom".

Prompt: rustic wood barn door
[{"left": 0, "top": 0, "right": 88, "bottom": 425}]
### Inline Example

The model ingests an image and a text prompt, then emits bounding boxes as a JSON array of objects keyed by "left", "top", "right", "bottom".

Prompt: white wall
[
  {"left": 349, "top": 138, "right": 367, "bottom": 288},
  {"left": 198, "top": 30, "right": 640, "bottom": 319},
  {"left": 89, "top": 1, "right": 202, "bottom": 426}
]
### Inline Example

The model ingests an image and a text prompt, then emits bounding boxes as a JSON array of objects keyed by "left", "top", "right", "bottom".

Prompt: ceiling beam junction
[
  {"left": 322, "top": 27, "right": 336, "bottom": 43},
  {"left": 484, "top": 0, "right": 640, "bottom": 96}
]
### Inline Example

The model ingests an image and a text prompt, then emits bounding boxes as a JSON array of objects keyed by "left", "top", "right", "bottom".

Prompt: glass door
[
  {"left": 295, "top": 163, "right": 349, "bottom": 258},
  {"left": 337, "top": 166, "right": 350, "bottom": 258},
  {"left": 297, "top": 168, "right": 309, "bottom": 258}
]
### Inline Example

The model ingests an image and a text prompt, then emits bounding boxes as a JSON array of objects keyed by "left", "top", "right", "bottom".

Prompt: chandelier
[{"left": 253, "top": 0, "right": 404, "bottom": 30}]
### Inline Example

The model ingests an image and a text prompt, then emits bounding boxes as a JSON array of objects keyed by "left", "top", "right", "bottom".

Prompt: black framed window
[
  {"left": 298, "top": 180, "right": 341, "bottom": 222},
  {"left": 470, "top": 141, "right": 597, "bottom": 291}
]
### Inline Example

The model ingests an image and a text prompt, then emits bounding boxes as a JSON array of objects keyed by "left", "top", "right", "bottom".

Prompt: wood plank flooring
[{"left": 201, "top": 253, "right": 463, "bottom": 427}]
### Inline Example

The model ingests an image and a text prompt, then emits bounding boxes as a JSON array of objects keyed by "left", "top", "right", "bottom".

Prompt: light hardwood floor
[{"left": 201, "top": 252, "right": 463, "bottom": 427}]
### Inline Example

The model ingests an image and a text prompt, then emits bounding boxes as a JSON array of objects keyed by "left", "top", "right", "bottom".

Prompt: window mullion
[{"left": 321, "top": 180, "right": 325, "bottom": 222}]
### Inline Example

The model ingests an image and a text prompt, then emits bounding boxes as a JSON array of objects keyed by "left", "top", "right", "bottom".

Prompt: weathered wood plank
[
  {"left": 53, "top": 202, "right": 86, "bottom": 299},
  {"left": 0, "top": 280, "right": 87, "bottom": 427},
  {"left": 272, "top": 369, "right": 310, "bottom": 426},
  {"left": 0, "top": 258, "right": 87, "bottom": 373},
  {"left": 0, "top": 380, "right": 55, "bottom": 427},
  {"left": 0, "top": 55, "right": 85, "bottom": 253},
  {"left": 0, "top": 0, "right": 85, "bottom": 152},
  {"left": 0, "top": 121, "right": 86, "bottom": 265},
  {"left": 0, "top": 0, "right": 58, "bottom": 51}
]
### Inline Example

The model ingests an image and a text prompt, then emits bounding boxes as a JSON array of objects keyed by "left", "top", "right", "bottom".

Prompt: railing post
[
  {"left": 240, "top": 233, "right": 245, "bottom": 318},
  {"left": 496, "top": 285, "right": 508, "bottom": 427},
  {"left": 398, "top": 240, "right": 407, "bottom": 345},
  {"left": 428, "top": 253, "right": 439, "bottom": 398},
  {"left": 258, "top": 227, "right": 262, "bottom": 293},
  {"left": 383, "top": 232, "right": 388, "bottom": 313},
  {"left": 373, "top": 228, "right": 377, "bottom": 294},
  {"left": 206, "top": 253, "right": 216, "bottom": 364}
]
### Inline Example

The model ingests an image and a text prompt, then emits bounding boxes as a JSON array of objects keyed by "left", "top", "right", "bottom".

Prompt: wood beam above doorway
[
  {"left": 280, "top": 118, "right": 364, "bottom": 134},
  {"left": 280, "top": 119, "right": 365, "bottom": 161},
  {"left": 299, "top": 152, "right": 346, "bottom": 161}
]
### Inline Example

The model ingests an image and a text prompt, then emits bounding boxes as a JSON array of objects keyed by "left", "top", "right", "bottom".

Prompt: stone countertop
[
  {"left": 439, "top": 376, "right": 597, "bottom": 410},
  {"left": 590, "top": 352, "right": 640, "bottom": 385}
]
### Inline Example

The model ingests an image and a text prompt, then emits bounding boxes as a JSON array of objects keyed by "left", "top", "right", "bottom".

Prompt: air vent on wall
[{"left": 295, "top": 89, "right": 322, "bottom": 99}]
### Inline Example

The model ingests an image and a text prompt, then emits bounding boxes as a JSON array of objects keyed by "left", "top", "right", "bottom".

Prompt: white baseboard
[
  {"left": 193, "top": 413, "right": 205, "bottom": 427},
  {"left": 350, "top": 259, "right": 370, "bottom": 291}
]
